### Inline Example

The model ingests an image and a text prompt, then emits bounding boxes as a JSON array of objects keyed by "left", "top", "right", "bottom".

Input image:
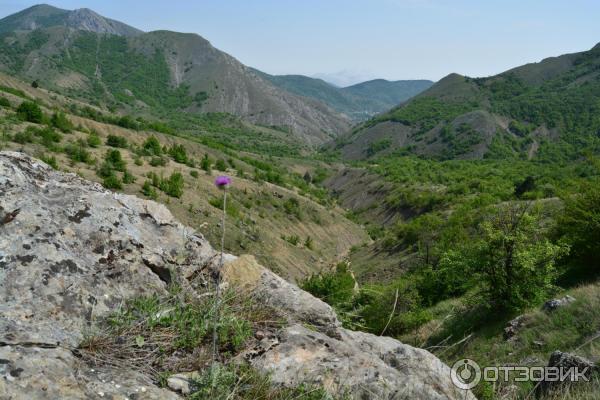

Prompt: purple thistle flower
[{"left": 214, "top": 175, "right": 231, "bottom": 188}]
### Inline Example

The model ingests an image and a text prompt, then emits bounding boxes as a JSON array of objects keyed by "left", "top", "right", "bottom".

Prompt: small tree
[
  {"left": 16, "top": 101, "right": 44, "bottom": 123},
  {"left": 468, "top": 204, "right": 568, "bottom": 312},
  {"left": 161, "top": 172, "right": 185, "bottom": 198},
  {"left": 558, "top": 178, "right": 600, "bottom": 267},
  {"left": 106, "top": 135, "right": 128, "bottom": 148},
  {"left": 143, "top": 136, "right": 162, "bottom": 156},
  {"left": 168, "top": 144, "right": 188, "bottom": 164}
]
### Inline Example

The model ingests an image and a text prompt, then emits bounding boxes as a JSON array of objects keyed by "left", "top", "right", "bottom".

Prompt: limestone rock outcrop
[{"left": 0, "top": 152, "right": 474, "bottom": 399}]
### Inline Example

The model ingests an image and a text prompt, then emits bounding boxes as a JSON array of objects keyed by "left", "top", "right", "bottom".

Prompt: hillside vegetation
[
  {"left": 0, "top": 71, "right": 367, "bottom": 280},
  {"left": 0, "top": 5, "right": 350, "bottom": 144},
  {"left": 334, "top": 43, "right": 600, "bottom": 161}
]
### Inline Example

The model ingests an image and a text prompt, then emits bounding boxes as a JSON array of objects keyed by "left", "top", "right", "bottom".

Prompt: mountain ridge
[
  {"left": 257, "top": 70, "right": 433, "bottom": 121},
  {"left": 0, "top": 3, "right": 143, "bottom": 36},
  {"left": 334, "top": 42, "right": 600, "bottom": 160},
  {"left": 0, "top": 5, "right": 350, "bottom": 144}
]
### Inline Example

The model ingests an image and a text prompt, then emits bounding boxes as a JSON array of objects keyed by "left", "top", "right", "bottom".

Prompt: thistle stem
[{"left": 212, "top": 189, "right": 227, "bottom": 363}]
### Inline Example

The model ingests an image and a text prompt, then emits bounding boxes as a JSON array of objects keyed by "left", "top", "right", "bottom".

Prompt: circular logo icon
[{"left": 450, "top": 358, "right": 481, "bottom": 390}]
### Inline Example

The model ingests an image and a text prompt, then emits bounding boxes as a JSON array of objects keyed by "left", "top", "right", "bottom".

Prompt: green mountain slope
[
  {"left": 256, "top": 70, "right": 432, "bottom": 121},
  {"left": 0, "top": 6, "right": 350, "bottom": 145},
  {"left": 335, "top": 44, "right": 600, "bottom": 161}
]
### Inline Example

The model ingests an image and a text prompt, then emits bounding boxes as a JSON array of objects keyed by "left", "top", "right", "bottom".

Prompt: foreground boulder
[{"left": 0, "top": 152, "right": 473, "bottom": 399}]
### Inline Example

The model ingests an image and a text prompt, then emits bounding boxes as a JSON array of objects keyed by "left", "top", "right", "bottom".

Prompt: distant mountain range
[
  {"left": 335, "top": 43, "right": 600, "bottom": 160},
  {"left": 0, "top": 4, "right": 433, "bottom": 144},
  {"left": 254, "top": 71, "right": 433, "bottom": 121},
  {"left": 0, "top": 4, "right": 350, "bottom": 144}
]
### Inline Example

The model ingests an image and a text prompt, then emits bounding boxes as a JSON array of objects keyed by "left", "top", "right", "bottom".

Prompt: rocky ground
[{"left": 0, "top": 151, "right": 473, "bottom": 399}]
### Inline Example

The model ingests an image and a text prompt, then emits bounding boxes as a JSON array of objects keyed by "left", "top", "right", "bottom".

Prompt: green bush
[
  {"left": 142, "top": 136, "right": 162, "bottom": 156},
  {"left": 0, "top": 97, "right": 10, "bottom": 108},
  {"left": 50, "top": 112, "right": 73, "bottom": 132},
  {"left": 65, "top": 142, "right": 92, "bottom": 163},
  {"left": 87, "top": 131, "right": 102, "bottom": 148},
  {"left": 558, "top": 177, "right": 600, "bottom": 268},
  {"left": 201, "top": 154, "right": 212, "bottom": 172},
  {"left": 141, "top": 180, "right": 158, "bottom": 199},
  {"left": 160, "top": 172, "right": 184, "bottom": 198},
  {"left": 168, "top": 144, "right": 188, "bottom": 164},
  {"left": 149, "top": 156, "right": 167, "bottom": 167},
  {"left": 122, "top": 170, "right": 136, "bottom": 184},
  {"left": 34, "top": 127, "right": 62, "bottom": 148},
  {"left": 106, "top": 134, "right": 128, "bottom": 148},
  {"left": 16, "top": 101, "right": 44, "bottom": 123},
  {"left": 103, "top": 173, "right": 122, "bottom": 190},
  {"left": 104, "top": 149, "right": 126, "bottom": 172},
  {"left": 12, "top": 130, "right": 34, "bottom": 144},
  {"left": 190, "top": 170, "right": 199, "bottom": 178},
  {"left": 283, "top": 197, "right": 302, "bottom": 219}
]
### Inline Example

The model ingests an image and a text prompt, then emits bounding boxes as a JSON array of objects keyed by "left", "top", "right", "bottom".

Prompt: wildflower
[{"left": 214, "top": 176, "right": 231, "bottom": 188}]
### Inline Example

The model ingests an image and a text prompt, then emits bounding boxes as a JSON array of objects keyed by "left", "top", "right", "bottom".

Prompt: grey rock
[
  {"left": 503, "top": 315, "right": 526, "bottom": 340},
  {"left": 167, "top": 371, "right": 200, "bottom": 395},
  {"left": 539, "top": 351, "right": 595, "bottom": 394},
  {"left": 0, "top": 152, "right": 473, "bottom": 399},
  {"left": 542, "top": 295, "right": 576, "bottom": 312}
]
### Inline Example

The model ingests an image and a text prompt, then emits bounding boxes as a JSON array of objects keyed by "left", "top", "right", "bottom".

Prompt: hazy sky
[{"left": 1, "top": 0, "right": 600, "bottom": 86}]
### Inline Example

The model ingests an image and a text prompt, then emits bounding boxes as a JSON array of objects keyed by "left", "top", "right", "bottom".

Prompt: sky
[{"left": 1, "top": 0, "right": 600, "bottom": 86}]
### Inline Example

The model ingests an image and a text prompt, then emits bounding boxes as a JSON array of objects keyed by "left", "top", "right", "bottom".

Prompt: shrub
[
  {"left": 0, "top": 97, "right": 10, "bottom": 108},
  {"left": 149, "top": 156, "right": 167, "bottom": 167},
  {"left": 283, "top": 197, "right": 302, "bottom": 219},
  {"left": 104, "top": 149, "right": 126, "bottom": 172},
  {"left": 34, "top": 127, "right": 62, "bottom": 148},
  {"left": 200, "top": 154, "right": 212, "bottom": 172},
  {"left": 558, "top": 178, "right": 600, "bottom": 268},
  {"left": 64, "top": 142, "right": 92, "bottom": 163},
  {"left": 168, "top": 144, "right": 188, "bottom": 164},
  {"left": 304, "top": 236, "right": 314, "bottom": 250},
  {"left": 190, "top": 170, "right": 199, "bottom": 178},
  {"left": 16, "top": 101, "right": 44, "bottom": 123},
  {"left": 106, "top": 135, "right": 128, "bottom": 148},
  {"left": 142, "top": 136, "right": 162, "bottom": 156},
  {"left": 87, "top": 131, "right": 102, "bottom": 148},
  {"left": 122, "top": 170, "right": 136, "bottom": 184},
  {"left": 160, "top": 172, "right": 185, "bottom": 198},
  {"left": 141, "top": 181, "right": 158, "bottom": 199},
  {"left": 50, "top": 112, "right": 73, "bottom": 132},
  {"left": 103, "top": 174, "right": 123, "bottom": 190},
  {"left": 12, "top": 130, "right": 34, "bottom": 144},
  {"left": 282, "top": 234, "right": 300, "bottom": 246}
]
